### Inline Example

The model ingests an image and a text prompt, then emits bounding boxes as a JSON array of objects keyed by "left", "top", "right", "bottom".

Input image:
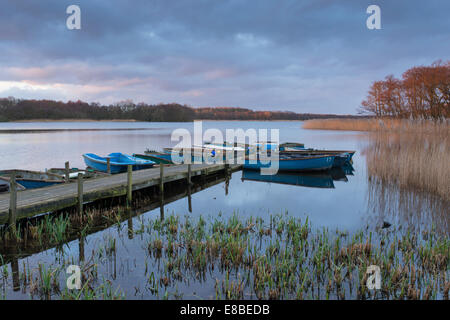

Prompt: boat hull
[
  {"left": 83, "top": 153, "right": 155, "bottom": 173},
  {"left": 136, "top": 153, "right": 174, "bottom": 164},
  {"left": 331, "top": 155, "right": 349, "bottom": 167},
  {"left": 280, "top": 150, "right": 355, "bottom": 166},
  {"left": 162, "top": 148, "right": 223, "bottom": 164},
  {"left": 16, "top": 179, "right": 63, "bottom": 189},
  {"left": 279, "top": 142, "right": 305, "bottom": 151},
  {"left": 244, "top": 155, "right": 334, "bottom": 172},
  {"left": 0, "top": 170, "right": 65, "bottom": 190},
  {"left": 0, "top": 180, "right": 9, "bottom": 193}
]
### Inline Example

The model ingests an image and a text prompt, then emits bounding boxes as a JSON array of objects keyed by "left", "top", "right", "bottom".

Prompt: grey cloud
[{"left": 0, "top": 0, "right": 449, "bottom": 114}]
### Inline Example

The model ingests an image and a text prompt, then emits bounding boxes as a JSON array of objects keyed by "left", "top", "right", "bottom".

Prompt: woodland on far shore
[{"left": 0, "top": 97, "right": 363, "bottom": 122}]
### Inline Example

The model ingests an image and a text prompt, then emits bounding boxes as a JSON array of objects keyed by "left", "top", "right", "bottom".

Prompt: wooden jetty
[
  {"left": 0, "top": 163, "right": 242, "bottom": 225},
  {"left": 0, "top": 171, "right": 233, "bottom": 267}
]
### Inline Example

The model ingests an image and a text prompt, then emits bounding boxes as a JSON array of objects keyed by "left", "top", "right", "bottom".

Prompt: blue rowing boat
[
  {"left": 135, "top": 152, "right": 174, "bottom": 164},
  {"left": 163, "top": 147, "right": 221, "bottom": 164},
  {"left": 244, "top": 154, "right": 335, "bottom": 172},
  {"left": 279, "top": 142, "right": 305, "bottom": 151},
  {"left": 0, "top": 170, "right": 65, "bottom": 189},
  {"left": 280, "top": 150, "right": 355, "bottom": 167},
  {"left": 83, "top": 152, "right": 155, "bottom": 173},
  {"left": 0, "top": 179, "right": 8, "bottom": 193}
]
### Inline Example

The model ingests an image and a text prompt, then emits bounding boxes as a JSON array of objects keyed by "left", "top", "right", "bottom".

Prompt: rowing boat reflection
[{"left": 241, "top": 165, "right": 354, "bottom": 189}]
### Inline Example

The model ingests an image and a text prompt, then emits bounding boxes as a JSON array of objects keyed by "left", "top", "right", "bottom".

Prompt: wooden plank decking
[
  {"left": 0, "top": 163, "right": 242, "bottom": 224},
  {"left": 0, "top": 174, "right": 232, "bottom": 266}
]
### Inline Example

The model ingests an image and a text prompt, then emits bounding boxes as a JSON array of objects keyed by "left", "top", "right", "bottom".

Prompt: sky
[{"left": 0, "top": 0, "right": 448, "bottom": 114}]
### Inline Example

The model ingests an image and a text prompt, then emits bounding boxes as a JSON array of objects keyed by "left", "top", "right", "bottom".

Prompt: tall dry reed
[
  {"left": 366, "top": 129, "right": 449, "bottom": 201},
  {"left": 303, "top": 119, "right": 450, "bottom": 201},
  {"left": 302, "top": 118, "right": 450, "bottom": 133}
]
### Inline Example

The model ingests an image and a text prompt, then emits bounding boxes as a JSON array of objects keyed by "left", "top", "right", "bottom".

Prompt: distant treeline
[
  {"left": 0, "top": 98, "right": 361, "bottom": 122},
  {"left": 0, "top": 99, "right": 195, "bottom": 122},
  {"left": 360, "top": 61, "right": 449, "bottom": 120},
  {"left": 193, "top": 107, "right": 361, "bottom": 121}
]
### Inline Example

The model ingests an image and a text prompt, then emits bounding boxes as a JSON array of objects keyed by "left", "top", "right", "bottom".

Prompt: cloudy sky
[{"left": 0, "top": 0, "right": 448, "bottom": 114}]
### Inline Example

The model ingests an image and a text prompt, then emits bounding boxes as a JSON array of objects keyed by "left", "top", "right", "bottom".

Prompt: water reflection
[
  {"left": 366, "top": 177, "right": 449, "bottom": 235},
  {"left": 242, "top": 169, "right": 335, "bottom": 188},
  {"left": 0, "top": 121, "right": 448, "bottom": 299},
  {"left": 241, "top": 165, "right": 354, "bottom": 189}
]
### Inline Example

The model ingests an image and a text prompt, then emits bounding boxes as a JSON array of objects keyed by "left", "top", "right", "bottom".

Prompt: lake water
[
  {"left": 0, "top": 121, "right": 370, "bottom": 229},
  {"left": 0, "top": 121, "right": 448, "bottom": 299}
]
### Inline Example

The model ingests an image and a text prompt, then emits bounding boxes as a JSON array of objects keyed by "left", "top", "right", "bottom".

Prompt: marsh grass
[
  {"left": 141, "top": 213, "right": 449, "bottom": 300},
  {"left": 0, "top": 210, "right": 448, "bottom": 300},
  {"left": 302, "top": 118, "right": 450, "bottom": 133},
  {"left": 365, "top": 128, "right": 449, "bottom": 201},
  {"left": 0, "top": 170, "right": 447, "bottom": 300}
]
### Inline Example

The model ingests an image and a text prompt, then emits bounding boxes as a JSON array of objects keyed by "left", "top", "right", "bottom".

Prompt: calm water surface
[
  {"left": 0, "top": 121, "right": 447, "bottom": 299},
  {"left": 0, "top": 121, "right": 370, "bottom": 229}
]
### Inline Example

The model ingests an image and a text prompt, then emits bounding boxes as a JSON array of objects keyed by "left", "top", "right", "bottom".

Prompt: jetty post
[
  {"left": 8, "top": 171, "right": 17, "bottom": 230},
  {"left": 159, "top": 164, "right": 165, "bottom": 219},
  {"left": 187, "top": 164, "right": 192, "bottom": 185},
  {"left": 127, "top": 211, "right": 133, "bottom": 239},
  {"left": 65, "top": 161, "right": 70, "bottom": 182},
  {"left": 127, "top": 165, "right": 132, "bottom": 206},
  {"left": 225, "top": 163, "right": 230, "bottom": 176},
  {"left": 11, "top": 257, "right": 20, "bottom": 292},
  {"left": 78, "top": 235, "right": 85, "bottom": 262},
  {"left": 159, "top": 164, "right": 165, "bottom": 196},
  {"left": 77, "top": 173, "right": 83, "bottom": 215},
  {"left": 187, "top": 164, "right": 192, "bottom": 212},
  {"left": 106, "top": 157, "right": 111, "bottom": 174}
]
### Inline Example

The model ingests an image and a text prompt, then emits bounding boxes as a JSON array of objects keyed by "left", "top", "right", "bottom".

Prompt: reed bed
[
  {"left": 0, "top": 212, "right": 448, "bottom": 300},
  {"left": 138, "top": 213, "right": 449, "bottom": 300},
  {"left": 365, "top": 126, "right": 449, "bottom": 201},
  {"left": 302, "top": 118, "right": 450, "bottom": 133},
  {"left": 303, "top": 119, "right": 450, "bottom": 201},
  {"left": 366, "top": 179, "right": 449, "bottom": 235}
]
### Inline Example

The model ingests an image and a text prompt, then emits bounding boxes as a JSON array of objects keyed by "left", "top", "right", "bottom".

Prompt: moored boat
[
  {"left": 0, "top": 179, "right": 9, "bottom": 193},
  {"left": 163, "top": 147, "right": 222, "bottom": 163},
  {"left": 46, "top": 168, "right": 109, "bottom": 179},
  {"left": 280, "top": 149, "right": 355, "bottom": 166},
  {"left": 135, "top": 152, "right": 174, "bottom": 164},
  {"left": 279, "top": 142, "right": 305, "bottom": 151},
  {"left": 244, "top": 154, "right": 335, "bottom": 172},
  {"left": 295, "top": 149, "right": 355, "bottom": 160},
  {"left": 0, "top": 170, "right": 65, "bottom": 189},
  {"left": 82, "top": 153, "right": 155, "bottom": 173}
]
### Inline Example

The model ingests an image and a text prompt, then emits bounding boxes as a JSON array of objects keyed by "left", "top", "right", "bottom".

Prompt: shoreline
[
  {"left": 10, "top": 119, "right": 138, "bottom": 123},
  {"left": 4, "top": 118, "right": 359, "bottom": 123},
  {"left": 0, "top": 128, "right": 159, "bottom": 134},
  {"left": 7, "top": 119, "right": 305, "bottom": 123}
]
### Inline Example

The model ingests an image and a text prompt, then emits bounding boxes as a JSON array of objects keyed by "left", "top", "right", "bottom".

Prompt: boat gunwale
[
  {"left": 82, "top": 153, "right": 154, "bottom": 167},
  {"left": 134, "top": 153, "right": 174, "bottom": 164},
  {"left": 281, "top": 150, "right": 356, "bottom": 154},
  {"left": 0, "top": 169, "right": 65, "bottom": 181},
  {"left": 245, "top": 154, "right": 335, "bottom": 162}
]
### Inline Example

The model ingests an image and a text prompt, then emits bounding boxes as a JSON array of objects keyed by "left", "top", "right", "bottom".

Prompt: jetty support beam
[
  {"left": 8, "top": 171, "right": 17, "bottom": 230},
  {"left": 127, "top": 165, "right": 132, "bottom": 206}
]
